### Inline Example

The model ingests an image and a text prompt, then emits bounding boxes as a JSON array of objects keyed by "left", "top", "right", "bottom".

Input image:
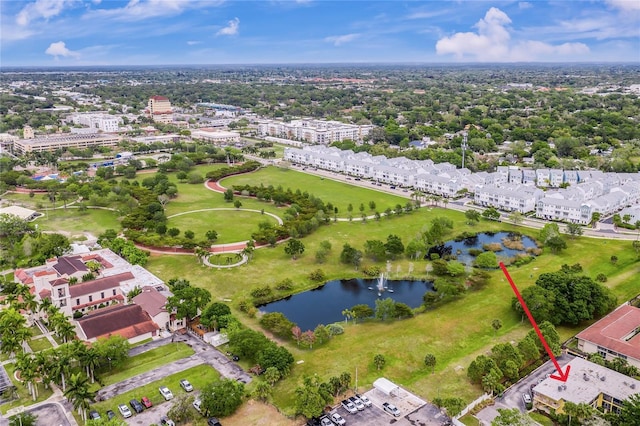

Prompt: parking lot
[{"left": 324, "top": 388, "right": 451, "bottom": 426}]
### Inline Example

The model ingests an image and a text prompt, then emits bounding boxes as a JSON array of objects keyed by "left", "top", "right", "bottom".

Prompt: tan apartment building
[{"left": 148, "top": 95, "right": 173, "bottom": 124}]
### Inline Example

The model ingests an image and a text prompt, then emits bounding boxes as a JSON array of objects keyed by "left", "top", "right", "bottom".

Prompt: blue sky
[{"left": 1, "top": 0, "right": 639, "bottom": 66}]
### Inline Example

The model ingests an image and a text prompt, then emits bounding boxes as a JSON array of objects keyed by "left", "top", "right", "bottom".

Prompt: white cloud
[
  {"left": 88, "top": 0, "right": 217, "bottom": 22},
  {"left": 518, "top": 2, "right": 533, "bottom": 10},
  {"left": 216, "top": 17, "right": 240, "bottom": 36},
  {"left": 45, "top": 41, "right": 80, "bottom": 59},
  {"left": 186, "top": 40, "right": 201, "bottom": 45},
  {"left": 16, "top": 0, "right": 76, "bottom": 26},
  {"left": 606, "top": 0, "right": 640, "bottom": 11},
  {"left": 436, "top": 7, "right": 590, "bottom": 61},
  {"left": 324, "top": 33, "right": 360, "bottom": 46}
]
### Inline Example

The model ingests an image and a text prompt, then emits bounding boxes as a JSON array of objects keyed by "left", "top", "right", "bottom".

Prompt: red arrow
[{"left": 500, "top": 262, "right": 570, "bottom": 382}]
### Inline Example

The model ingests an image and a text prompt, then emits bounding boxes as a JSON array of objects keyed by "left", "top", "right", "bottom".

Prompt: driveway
[
  {"left": 29, "top": 402, "right": 72, "bottom": 426},
  {"left": 475, "top": 354, "right": 575, "bottom": 425},
  {"left": 97, "top": 333, "right": 251, "bottom": 401}
]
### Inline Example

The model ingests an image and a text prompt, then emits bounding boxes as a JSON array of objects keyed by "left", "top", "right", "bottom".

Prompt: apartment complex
[
  {"left": 532, "top": 357, "right": 640, "bottom": 415},
  {"left": 284, "top": 146, "right": 640, "bottom": 222},
  {"left": 258, "top": 119, "right": 373, "bottom": 144},
  {"left": 148, "top": 95, "right": 173, "bottom": 123},
  {"left": 70, "top": 113, "right": 122, "bottom": 132},
  {"left": 13, "top": 133, "right": 120, "bottom": 154},
  {"left": 576, "top": 305, "right": 640, "bottom": 369}
]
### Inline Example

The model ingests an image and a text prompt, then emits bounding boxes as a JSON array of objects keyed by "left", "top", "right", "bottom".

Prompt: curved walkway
[{"left": 203, "top": 252, "right": 248, "bottom": 269}]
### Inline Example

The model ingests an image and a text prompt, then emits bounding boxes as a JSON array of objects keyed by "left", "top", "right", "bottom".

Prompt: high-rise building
[{"left": 148, "top": 96, "right": 173, "bottom": 124}]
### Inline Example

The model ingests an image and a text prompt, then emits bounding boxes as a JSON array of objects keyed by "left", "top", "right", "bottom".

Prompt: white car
[
  {"left": 159, "top": 386, "right": 174, "bottom": 400},
  {"left": 383, "top": 402, "right": 401, "bottom": 417},
  {"left": 356, "top": 394, "right": 372, "bottom": 407},
  {"left": 331, "top": 412, "right": 346, "bottom": 425},
  {"left": 349, "top": 396, "right": 365, "bottom": 411},
  {"left": 341, "top": 399, "right": 357, "bottom": 414},
  {"left": 180, "top": 379, "right": 194, "bottom": 392},
  {"left": 193, "top": 398, "right": 202, "bottom": 414},
  {"left": 118, "top": 404, "right": 132, "bottom": 418}
]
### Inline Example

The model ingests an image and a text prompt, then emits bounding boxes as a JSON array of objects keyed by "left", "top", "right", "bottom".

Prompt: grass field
[
  {"left": 167, "top": 209, "right": 278, "bottom": 243},
  {"left": 27, "top": 336, "right": 53, "bottom": 353},
  {"left": 221, "top": 166, "right": 408, "bottom": 218}
]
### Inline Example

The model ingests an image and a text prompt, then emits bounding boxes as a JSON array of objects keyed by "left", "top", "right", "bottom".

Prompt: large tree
[
  {"left": 491, "top": 408, "right": 534, "bottom": 426},
  {"left": 166, "top": 280, "right": 212, "bottom": 324},
  {"left": 200, "top": 302, "right": 232, "bottom": 330},
  {"left": 201, "top": 379, "right": 245, "bottom": 418},
  {"left": 284, "top": 238, "right": 305, "bottom": 260}
]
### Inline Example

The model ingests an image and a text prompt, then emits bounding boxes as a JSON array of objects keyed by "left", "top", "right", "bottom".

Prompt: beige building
[
  {"left": 13, "top": 133, "right": 120, "bottom": 154},
  {"left": 23, "top": 125, "right": 34, "bottom": 139},
  {"left": 533, "top": 357, "right": 640, "bottom": 415},
  {"left": 191, "top": 127, "right": 240, "bottom": 144},
  {"left": 148, "top": 95, "right": 173, "bottom": 124}
]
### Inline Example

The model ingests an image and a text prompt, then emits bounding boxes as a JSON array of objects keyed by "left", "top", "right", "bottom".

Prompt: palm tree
[
  {"left": 15, "top": 352, "right": 38, "bottom": 401},
  {"left": 64, "top": 373, "right": 94, "bottom": 423},
  {"left": 341, "top": 309, "right": 353, "bottom": 324},
  {"left": 73, "top": 341, "right": 98, "bottom": 383},
  {"left": 57, "top": 321, "right": 76, "bottom": 344},
  {"left": 51, "top": 346, "right": 72, "bottom": 392}
]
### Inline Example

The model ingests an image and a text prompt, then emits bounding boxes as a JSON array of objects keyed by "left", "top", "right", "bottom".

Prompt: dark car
[
  {"left": 88, "top": 410, "right": 101, "bottom": 420},
  {"left": 129, "top": 399, "right": 144, "bottom": 414},
  {"left": 106, "top": 410, "right": 115, "bottom": 420},
  {"left": 207, "top": 418, "right": 222, "bottom": 426}
]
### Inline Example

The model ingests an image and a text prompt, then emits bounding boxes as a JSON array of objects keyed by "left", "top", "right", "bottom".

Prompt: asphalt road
[{"left": 97, "top": 333, "right": 251, "bottom": 402}]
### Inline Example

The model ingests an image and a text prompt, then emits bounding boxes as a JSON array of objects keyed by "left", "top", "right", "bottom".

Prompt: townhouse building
[{"left": 474, "top": 185, "right": 543, "bottom": 213}]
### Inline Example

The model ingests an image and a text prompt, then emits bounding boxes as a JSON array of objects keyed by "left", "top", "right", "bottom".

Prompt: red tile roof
[
  {"left": 77, "top": 304, "right": 159, "bottom": 340},
  {"left": 53, "top": 255, "right": 88, "bottom": 276},
  {"left": 39, "top": 289, "right": 51, "bottom": 299},
  {"left": 576, "top": 305, "right": 640, "bottom": 362},
  {"left": 151, "top": 95, "right": 169, "bottom": 101},
  {"left": 68, "top": 272, "right": 133, "bottom": 298},
  {"left": 132, "top": 286, "right": 167, "bottom": 317}
]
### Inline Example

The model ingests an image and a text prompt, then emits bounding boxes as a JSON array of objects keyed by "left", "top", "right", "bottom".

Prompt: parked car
[
  {"left": 88, "top": 410, "right": 101, "bottom": 420},
  {"left": 319, "top": 416, "right": 333, "bottom": 426},
  {"left": 193, "top": 398, "right": 203, "bottom": 414},
  {"left": 207, "top": 418, "right": 222, "bottom": 426},
  {"left": 349, "top": 396, "right": 365, "bottom": 411},
  {"left": 180, "top": 379, "right": 194, "bottom": 392},
  {"left": 118, "top": 404, "right": 132, "bottom": 418},
  {"left": 341, "top": 399, "right": 358, "bottom": 414},
  {"left": 159, "top": 385, "right": 174, "bottom": 400},
  {"left": 141, "top": 396, "right": 153, "bottom": 408},
  {"left": 356, "top": 393, "right": 372, "bottom": 407},
  {"left": 523, "top": 393, "right": 532, "bottom": 408},
  {"left": 383, "top": 402, "right": 401, "bottom": 417},
  {"left": 129, "top": 399, "right": 144, "bottom": 414},
  {"left": 106, "top": 410, "right": 115, "bottom": 420},
  {"left": 331, "top": 412, "right": 346, "bottom": 425},
  {"left": 160, "top": 416, "right": 176, "bottom": 426}
]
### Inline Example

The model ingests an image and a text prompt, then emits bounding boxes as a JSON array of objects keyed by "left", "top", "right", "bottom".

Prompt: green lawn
[
  {"left": 92, "top": 343, "right": 194, "bottom": 389},
  {"left": 29, "top": 324, "right": 42, "bottom": 337},
  {"left": 34, "top": 207, "right": 121, "bottom": 237},
  {"left": 0, "top": 363, "right": 54, "bottom": 410},
  {"left": 168, "top": 209, "right": 278, "bottom": 243},
  {"left": 89, "top": 364, "right": 220, "bottom": 418},
  {"left": 27, "top": 336, "right": 52, "bottom": 353},
  {"left": 221, "top": 166, "right": 409, "bottom": 218}
]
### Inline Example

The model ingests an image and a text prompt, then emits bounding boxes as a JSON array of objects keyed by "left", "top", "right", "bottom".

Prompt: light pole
[{"left": 461, "top": 131, "right": 468, "bottom": 169}]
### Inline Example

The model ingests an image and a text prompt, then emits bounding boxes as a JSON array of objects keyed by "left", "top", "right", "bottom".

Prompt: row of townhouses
[
  {"left": 258, "top": 119, "right": 373, "bottom": 144},
  {"left": 284, "top": 146, "right": 640, "bottom": 224}
]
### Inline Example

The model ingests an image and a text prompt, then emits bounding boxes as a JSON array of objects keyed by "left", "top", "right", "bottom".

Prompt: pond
[
  {"left": 259, "top": 278, "right": 434, "bottom": 330},
  {"left": 427, "top": 231, "right": 538, "bottom": 265}
]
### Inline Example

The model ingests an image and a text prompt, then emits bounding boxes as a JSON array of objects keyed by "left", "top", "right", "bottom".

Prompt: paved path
[{"left": 96, "top": 333, "right": 251, "bottom": 401}]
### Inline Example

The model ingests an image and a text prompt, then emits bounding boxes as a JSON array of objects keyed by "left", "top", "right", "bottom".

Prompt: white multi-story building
[
  {"left": 13, "top": 133, "right": 120, "bottom": 154},
  {"left": 70, "top": 113, "right": 122, "bottom": 133},
  {"left": 475, "top": 185, "right": 543, "bottom": 213},
  {"left": 258, "top": 119, "right": 372, "bottom": 144},
  {"left": 191, "top": 128, "right": 240, "bottom": 144}
]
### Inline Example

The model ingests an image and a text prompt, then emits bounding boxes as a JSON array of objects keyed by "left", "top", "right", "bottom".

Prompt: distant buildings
[
  {"left": 576, "top": 304, "right": 640, "bottom": 369},
  {"left": 533, "top": 357, "right": 640, "bottom": 415},
  {"left": 70, "top": 113, "right": 122, "bottom": 133},
  {"left": 13, "top": 133, "right": 120, "bottom": 155},
  {"left": 191, "top": 127, "right": 240, "bottom": 144},
  {"left": 148, "top": 95, "right": 173, "bottom": 124},
  {"left": 258, "top": 119, "right": 373, "bottom": 144}
]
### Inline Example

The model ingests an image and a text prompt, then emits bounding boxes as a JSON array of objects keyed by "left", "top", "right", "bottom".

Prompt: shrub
[
  {"left": 468, "top": 248, "right": 483, "bottom": 257},
  {"left": 308, "top": 269, "right": 326, "bottom": 282},
  {"left": 482, "top": 242, "right": 503, "bottom": 252},
  {"left": 326, "top": 323, "right": 344, "bottom": 336},
  {"left": 596, "top": 273, "right": 607, "bottom": 282},
  {"left": 250, "top": 286, "right": 273, "bottom": 299},
  {"left": 275, "top": 278, "right": 294, "bottom": 291},
  {"left": 362, "top": 265, "right": 381, "bottom": 277}
]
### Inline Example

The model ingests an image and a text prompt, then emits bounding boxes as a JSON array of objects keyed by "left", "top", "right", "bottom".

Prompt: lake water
[
  {"left": 259, "top": 278, "right": 433, "bottom": 330},
  {"left": 427, "top": 231, "right": 538, "bottom": 265}
]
